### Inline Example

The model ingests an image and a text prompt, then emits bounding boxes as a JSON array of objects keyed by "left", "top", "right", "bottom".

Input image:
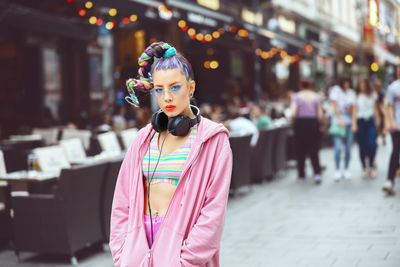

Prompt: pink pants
[{"left": 144, "top": 214, "right": 164, "bottom": 247}]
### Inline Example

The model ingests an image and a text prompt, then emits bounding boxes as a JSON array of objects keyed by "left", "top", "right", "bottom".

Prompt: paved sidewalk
[
  {"left": 221, "top": 141, "right": 400, "bottom": 267},
  {"left": 0, "top": 140, "right": 399, "bottom": 267}
]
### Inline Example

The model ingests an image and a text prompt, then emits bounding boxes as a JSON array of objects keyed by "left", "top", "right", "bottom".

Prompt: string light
[
  {"left": 187, "top": 28, "right": 196, "bottom": 36},
  {"left": 237, "top": 29, "right": 249, "bottom": 38},
  {"left": 105, "top": 21, "right": 114, "bottom": 30},
  {"left": 96, "top": 18, "right": 103, "bottom": 26},
  {"left": 130, "top": 14, "right": 138, "bottom": 22},
  {"left": 204, "top": 34, "right": 213, "bottom": 42},
  {"left": 256, "top": 47, "right": 301, "bottom": 63},
  {"left": 85, "top": 1, "right": 93, "bottom": 9},
  {"left": 78, "top": 9, "right": 86, "bottom": 16},
  {"left": 178, "top": 20, "right": 186, "bottom": 28},
  {"left": 122, "top": 17, "right": 130, "bottom": 24},
  {"left": 344, "top": 54, "right": 354, "bottom": 64},
  {"left": 371, "top": 62, "right": 379, "bottom": 72},
  {"left": 89, "top": 16, "right": 97, "bottom": 24},
  {"left": 196, "top": 33, "right": 204, "bottom": 41},
  {"left": 178, "top": 22, "right": 226, "bottom": 43},
  {"left": 212, "top": 31, "right": 220, "bottom": 39},
  {"left": 304, "top": 44, "right": 313, "bottom": 53},
  {"left": 210, "top": 60, "right": 219, "bottom": 69},
  {"left": 109, "top": 8, "right": 117, "bottom": 17}
]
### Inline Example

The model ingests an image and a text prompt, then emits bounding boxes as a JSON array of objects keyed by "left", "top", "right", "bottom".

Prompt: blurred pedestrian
[
  {"left": 112, "top": 106, "right": 128, "bottom": 133},
  {"left": 329, "top": 78, "right": 357, "bottom": 181},
  {"left": 110, "top": 42, "right": 232, "bottom": 266},
  {"left": 251, "top": 104, "right": 273, "bottom": 130},
  {"left": 354, "top": 78, "right": 379, "bottom": 179},
  {"left": 95, "top": 111, "right": 112, "bottom": 133},
  {"left": 228, "top": 111, "right": 259, "bottom": 146},
  {"left": 375, "top": 79, "right": 386, "bottom": 145},
  {"left": 290, "top": 79, "right": 323, "bottom": 183},
  {"left": 382, "top": 65, "right": 400, "bottom": 195}
]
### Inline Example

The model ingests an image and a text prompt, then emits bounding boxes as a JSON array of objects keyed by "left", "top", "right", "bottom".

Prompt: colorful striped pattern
[{"left": 143, "top": 125, "right": 198, "bottom": 186}]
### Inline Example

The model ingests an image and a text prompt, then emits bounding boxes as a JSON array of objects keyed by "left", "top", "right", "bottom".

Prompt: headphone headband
[{"left": 151, "top": 105, "right": 201, "bottom": 136}]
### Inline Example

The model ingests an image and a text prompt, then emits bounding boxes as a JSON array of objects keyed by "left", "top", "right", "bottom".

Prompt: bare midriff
[{"left": 144, "top": 182, "right": 177, "bottom": 216}]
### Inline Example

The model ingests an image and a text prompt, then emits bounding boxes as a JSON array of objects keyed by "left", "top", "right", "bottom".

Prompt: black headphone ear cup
[
  {"left": 168, "top": 116, "right": 191, "bottom": 136},
  {"left": 151, "top": 110, "right": 169, "bottom": 132}
]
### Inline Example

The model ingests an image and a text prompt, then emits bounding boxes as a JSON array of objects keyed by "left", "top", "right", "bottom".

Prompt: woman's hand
[
  {"left": 352, "top": 123, "right": 358, "bottom": 133},
  {"left": 339, "top": 119, "right": 346, "bottom": 128}
]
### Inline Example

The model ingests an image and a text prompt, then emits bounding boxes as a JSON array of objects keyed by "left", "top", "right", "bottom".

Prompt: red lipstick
[{"left": 165, "top": 105, "right": 176, "bottom": 111}]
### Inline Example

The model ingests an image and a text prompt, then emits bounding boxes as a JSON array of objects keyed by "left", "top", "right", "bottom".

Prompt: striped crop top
[{"left": 142, "top": 125, "right": 198, "bottom": 186}]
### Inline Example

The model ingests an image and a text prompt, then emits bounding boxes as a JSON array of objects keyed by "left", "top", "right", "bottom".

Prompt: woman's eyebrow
[{"left": 153, "top": 81, "right": 181, "bottom": 87}]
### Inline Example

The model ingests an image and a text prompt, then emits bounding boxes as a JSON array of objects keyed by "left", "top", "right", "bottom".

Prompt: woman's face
[
  {"left": 359, "top": 80, "right": 366, "bottom": 93},
  {"left": 343, "top": 81, "right": 350, "bottom": 90},
  {"left": 152, "top": 68, "right": 195, "bottom": 119}
]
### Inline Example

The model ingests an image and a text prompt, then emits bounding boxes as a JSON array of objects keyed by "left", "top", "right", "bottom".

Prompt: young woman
[
  {"left": 354, "top": 78, "right": 379, "bottom": 178},
  {"left": 290, "top": 79, "right": 323, "bottom": 184},
  {"left": 109, "top": 42, "right": 233, "bottom": 266},
  {"left": 329, "top": 78, "right": 357, "bottom": 181},
  {"left": 383, "top": 65, "right": 400, "bottom": 195}
]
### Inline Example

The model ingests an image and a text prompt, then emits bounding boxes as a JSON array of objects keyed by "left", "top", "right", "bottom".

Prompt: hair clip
[{"left": 163, "top": 47, "right": 176, "bottom": 58}]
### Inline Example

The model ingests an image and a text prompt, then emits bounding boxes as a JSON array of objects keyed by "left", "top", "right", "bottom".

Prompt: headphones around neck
[{"left": 151, "top": 105, "right": 201, "bottom": 136}]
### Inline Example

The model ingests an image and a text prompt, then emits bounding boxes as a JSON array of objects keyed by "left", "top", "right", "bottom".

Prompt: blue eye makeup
[
  {"left": 151, "top": 83, "right": 184, "bottom": 98},
  {"left": 170, "top": 85, "right": 181, "bottom": 92}
]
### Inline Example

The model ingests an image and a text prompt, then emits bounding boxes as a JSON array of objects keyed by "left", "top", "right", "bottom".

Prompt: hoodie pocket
[{"left": 152, "top": 224, "right": 184, "bottom": 266}]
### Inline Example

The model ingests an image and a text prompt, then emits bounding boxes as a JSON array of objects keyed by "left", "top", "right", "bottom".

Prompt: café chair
[
  {"left": 60, "top": 128, "right": 92, "bottom": 151},
  {"left": 100, "top": 159, "right": 123, "bottom": 243},
  {"left": 250, "top": 129, "right": 275, "bottom": 183},
  {"left": 11, "top": 162, "right": 108, "bottom": 265},
  {"left": 229, "top": 134, "right": 252, "bottom": 195},
  {"left": 32, "top": 128, "right": 59, "bottom": 146},
  {"left": 272, "top": 126, "right": 289, "bottom": 176}
]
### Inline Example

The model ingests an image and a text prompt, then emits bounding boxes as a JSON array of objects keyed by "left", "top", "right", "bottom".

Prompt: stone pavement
[{"left": 0, "top": 139, "right": 399, "bottom": 267}]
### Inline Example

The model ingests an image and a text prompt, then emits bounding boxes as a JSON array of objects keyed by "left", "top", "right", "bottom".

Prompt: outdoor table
[{"left": 0, "top": 170, "right": 59, "bottom": 192}]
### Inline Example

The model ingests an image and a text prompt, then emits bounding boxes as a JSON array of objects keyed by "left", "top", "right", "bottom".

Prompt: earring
[{"left": 190, "top": 92, "right": 193, "bottom": 98}]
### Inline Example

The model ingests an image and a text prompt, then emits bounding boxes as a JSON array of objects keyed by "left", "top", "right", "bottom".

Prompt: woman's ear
[{"left": 189, "top": 80, "right": 196, "bottom": 96}]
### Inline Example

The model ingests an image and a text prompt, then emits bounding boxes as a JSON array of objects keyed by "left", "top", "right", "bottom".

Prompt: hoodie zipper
[{"left": 147, "top": 249, "right": 152, "bottom": 267}]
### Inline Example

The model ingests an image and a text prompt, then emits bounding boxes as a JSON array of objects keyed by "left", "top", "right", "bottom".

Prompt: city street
[{"left": 1, "top": 139, "right": 399, "bottom": 267}]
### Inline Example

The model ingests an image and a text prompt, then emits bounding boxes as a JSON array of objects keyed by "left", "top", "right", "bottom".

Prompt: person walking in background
[
  {"left": 382, "top": 65, "right": 400, "bottom": 195},
  {"left": 329, "top": 78, "right": 357, "bottom": 181},
  {"left": 375, "top": 80, "right": 387, "bottom": 146},
  {"left": 354, "top": 78, "right": 379, "bottom": 179},
  {"left": 290, "top": 79, "right": 323, "bottom": 184}
]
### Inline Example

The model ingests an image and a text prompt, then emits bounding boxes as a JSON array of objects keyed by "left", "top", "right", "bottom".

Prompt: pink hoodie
[{"left": 110, "top": 117, "right": 233, "bottom": 267}]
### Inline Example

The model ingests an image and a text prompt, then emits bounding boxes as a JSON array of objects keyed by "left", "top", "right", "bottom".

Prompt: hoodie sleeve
[
  {"left": 180, "top": 134, "right": 233, "bottom": 267},
  {"left": 109, "top": 146, "right": 133, "bottom": 266}
]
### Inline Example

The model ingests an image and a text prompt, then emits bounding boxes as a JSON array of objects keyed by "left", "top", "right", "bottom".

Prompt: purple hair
[
  {"left": 128, "top": 42, "right": 193, "bottom": 93},
  {"left": 124, "top": 42, "right": 193, "bottom": 106},
  {"left": 152, "top": 53, "right": 193, "bottom": 81}
]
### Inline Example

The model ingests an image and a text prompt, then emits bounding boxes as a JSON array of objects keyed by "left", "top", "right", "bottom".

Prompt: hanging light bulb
[
  {"left": 89, "top": 16, "right": 97, "bottom": 24},
  {"left": 130, "top": 14, "right": 138, "bottom": 22},
  {"left": 106, "top": 21, "right": 114, "bottom": 30},
  {"left": 85, "top": 1, "right": 93, "bottom": 9},
  {"left": 78, "top": 9, "right": 86, "bottom": 16},
  {"left": 109, "top": 8, "right": 117, "bottom": 17}
]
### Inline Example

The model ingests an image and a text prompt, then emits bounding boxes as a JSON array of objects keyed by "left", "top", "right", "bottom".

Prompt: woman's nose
[{"left": 163, "top": 89, "right": 173, "bottom": 101}]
